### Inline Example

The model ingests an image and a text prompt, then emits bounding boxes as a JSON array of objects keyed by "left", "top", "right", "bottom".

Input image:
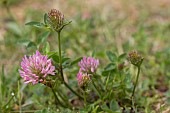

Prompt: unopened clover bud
[
  {"left": 118, "top": 63, "right": 124, "bottom": 70},
  {"left": 118, "top": 60, "right": 129, "bottom": 71},
  {"left": 128, "top": 50, "right": 144, "bottom": 67},
  {"left": 47, "top": 9, "right": 64, "bottom": 32}
]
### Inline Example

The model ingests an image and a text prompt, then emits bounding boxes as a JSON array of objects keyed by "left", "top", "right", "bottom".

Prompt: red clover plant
[{"left": 19, "top": 9, "right": 144, "bottom": 112}]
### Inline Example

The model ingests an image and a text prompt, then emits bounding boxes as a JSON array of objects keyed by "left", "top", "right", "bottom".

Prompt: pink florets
[
  {"left": 77, "top": 70, "right": 91, "bottom": 87},
  {"left": 78, "top": 56, "right": 99, "bottom": 73},
  {"left": 19, "top": 50, "right": 55, "bottom": 85},
  {"left": 77, "top": 56, "right": 99, "bottom": 87}
]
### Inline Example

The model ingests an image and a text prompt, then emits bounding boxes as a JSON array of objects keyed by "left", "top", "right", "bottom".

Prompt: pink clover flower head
[
  {"left": 77, "top": 70, "right": 91, "bottom": 87},
  {"left": 78, "top": 56, "right": 99, "bottom": 73},
  {"left": 19, "top": 50, "right": 55, "bottom": 85}
]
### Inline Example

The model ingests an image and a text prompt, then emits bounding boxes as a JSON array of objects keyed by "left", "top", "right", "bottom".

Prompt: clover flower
[
  {"left": 77, "top": 70, "right": 91, "bottom": 88},
  {"left": 48, "top": 9, "right": 64, "bottom": 31},
  {"left": 78, "top": 57, "right": 99, "bottom": 74},
  {"left": 128, "top": 50, "right": 144, "bottom": 67},
  {"left": 19, "top": 50, "right": 55, "bottom": 85}
]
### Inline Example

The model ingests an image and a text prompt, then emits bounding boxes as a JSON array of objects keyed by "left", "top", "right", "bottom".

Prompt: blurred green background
[{"left": 0, "top": 0, "right": 170, "bottom": 112}]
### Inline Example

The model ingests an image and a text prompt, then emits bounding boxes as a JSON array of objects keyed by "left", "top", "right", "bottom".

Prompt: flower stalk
[
  {"left": 128, "top": 50, "right": 144, "bottom": 98},
  {"left": 47, "top": 8, "right": 84, "bottom": 105},
  {"left": 64, "top": 81, "right": 84, "bottom": 100},
  {"left": 83, "top": 90, "right": 87, "bottom": 108},
  {"left": 131, "top": 66, "right": 140, "bottom": 97},
  {"left": 56, "top": 89, "right": 72, "bottom": 107},
  {"left": 56, "top": 22, "right": 84, "bottom": 101},
  {"left": 51, "top": 87, "right": 67, "bottom": 108},
  {"left": 57, "top": 31, "right": 64, "bottom": 81},
  {"left": 92, "top": 79, "right": 102, "bottom": 98}
]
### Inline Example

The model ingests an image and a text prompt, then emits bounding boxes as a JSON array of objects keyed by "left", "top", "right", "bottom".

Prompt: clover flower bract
[
  {"left": 78, "top": 56, "right": 99, "bottom": 74},
  {"left": 48, "top": 9, "right": 64, "bottom": 31},
  {"left": 19, "top": 50, "right": 55, "bottom": 85}
]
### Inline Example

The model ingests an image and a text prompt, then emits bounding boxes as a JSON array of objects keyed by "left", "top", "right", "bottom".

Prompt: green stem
[
  {"left": 51, "top": 87, "right": 66, "bottom": 108},
  {"left": 131, "top": 66, "right": 141, "bottom": 97},
  {"left": 57, "top": 89, "right": 67, "bottom": 101},
  {"left": 4, "top": 1, "right": 16, "bottom": 22},
  {"left": 18, "top": 82, "right": 22, "bottom": 113},
  {"left": 104, "top": 72, "right": 110, "bottom": 90},
  {"left": 64, "top": 82, "right": 84, "bottom": 100},
  {"left": 83, "top": 91, "right": 87, "bottom": 108},
  {"left": 92, "top": 79, "right": 102, "bottom": 98},
  {"left": 57, "top": 31, "right": 84, "bottom": 101},
  {"left": 57, "top": 31, "right": 64, "bottom": 81},
  {"left": 57, "top": 89, "right": 72, "bottom": 108},
  {"left": 94, "top": 74, "right": 104, "bottom": 91},
  {"left": 3, "top": 94, "right": 14, "bottom": 108},
  {"left": 0, "top": 65, "right": 4, "bottom": 106}
]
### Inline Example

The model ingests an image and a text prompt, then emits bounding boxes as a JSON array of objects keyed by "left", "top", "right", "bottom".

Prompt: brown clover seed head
[
  {"left": 128, "top": 50, "right": 143, "bottom": 67},
  {"left": 48, "top": 9, "right": 64, "bottom": 31}
]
